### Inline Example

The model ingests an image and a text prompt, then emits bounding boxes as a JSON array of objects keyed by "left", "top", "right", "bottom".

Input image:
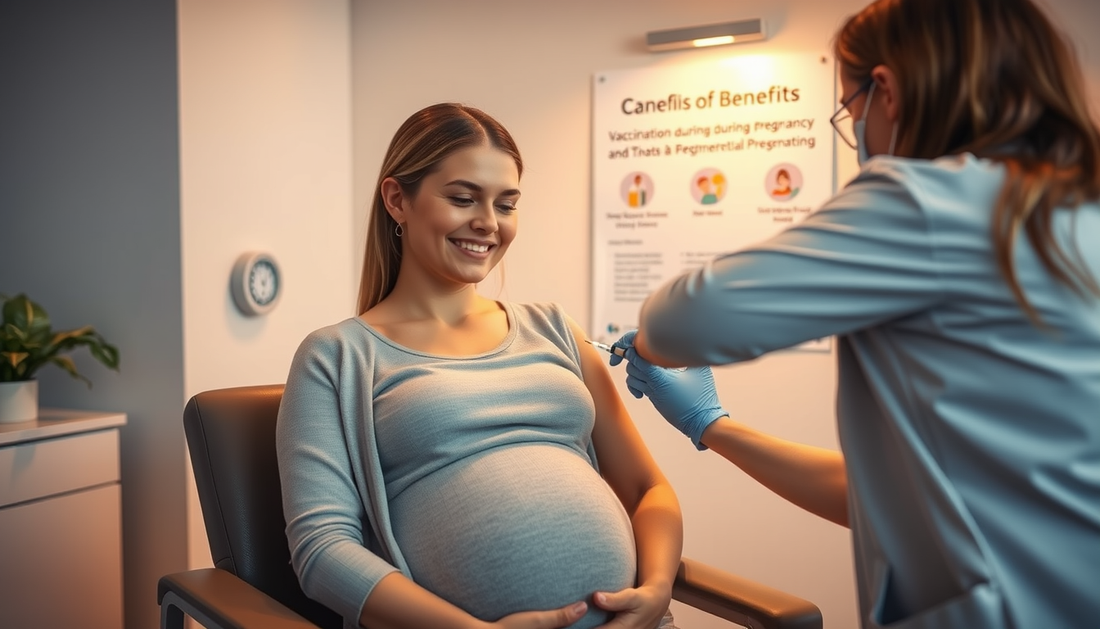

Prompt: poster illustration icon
[
  {"left": 621, "top": 172, "right": 654, "bottom": 208},
  {"left": 766, "top": 163, "right": 803, "bottom": 201},
  {"left": 691, "top": 168, "right": 727, "bottom": 205}
]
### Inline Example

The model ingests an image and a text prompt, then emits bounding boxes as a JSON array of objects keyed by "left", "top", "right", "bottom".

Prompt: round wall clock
[{"left": 230, "top": 252, "right": 282, "bottom": 316}]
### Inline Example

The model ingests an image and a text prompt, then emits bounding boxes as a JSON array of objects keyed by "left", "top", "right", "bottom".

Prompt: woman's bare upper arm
[{"left": 564, "top": 316, "right": 668, "bottom": 513}]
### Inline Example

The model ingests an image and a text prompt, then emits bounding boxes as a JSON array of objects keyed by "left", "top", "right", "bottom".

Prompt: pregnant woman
[{"left": 277, "top": 103, "right": 682, "bottom": 629}]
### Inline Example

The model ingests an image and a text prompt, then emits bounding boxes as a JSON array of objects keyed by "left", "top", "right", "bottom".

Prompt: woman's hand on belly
[
  {"left": 486, "top": 601, "right": 590, "bottom": 629},
  {"left": 362, "top": 572, "right": 591, "bottom": 629},
  {"left": 590, "top": 581, "right": 673, "bottom": 629}
]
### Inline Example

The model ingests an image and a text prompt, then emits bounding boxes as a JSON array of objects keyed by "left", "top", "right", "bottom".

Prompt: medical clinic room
[{"left": 2, "top": 1, "right": 1098, "bottom": 628}]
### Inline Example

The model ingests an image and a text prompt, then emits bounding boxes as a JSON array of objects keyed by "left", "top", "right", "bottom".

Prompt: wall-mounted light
[{"left": 646, "top": 19, "right": 766, "bottom": 53}]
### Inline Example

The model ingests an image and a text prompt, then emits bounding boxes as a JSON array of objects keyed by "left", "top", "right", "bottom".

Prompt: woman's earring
[{"left": 395, "top": 223, "right": 404, "bottom": 237}]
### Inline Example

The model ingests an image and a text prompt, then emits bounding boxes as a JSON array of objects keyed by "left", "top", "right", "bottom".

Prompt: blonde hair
[
  {"left": 835, "top": 0, "right": 1100, "bottom": 322},
  {"left": 356, "top": 104, "right": 522, "bottom": 314}
]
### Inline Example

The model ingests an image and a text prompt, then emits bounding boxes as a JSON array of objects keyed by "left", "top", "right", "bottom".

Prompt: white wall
[{"left": 177, "top": 0, "right": 355, "bottom": 568}]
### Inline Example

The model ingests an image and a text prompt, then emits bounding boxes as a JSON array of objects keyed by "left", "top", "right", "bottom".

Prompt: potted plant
[{"left": 0, "top": 293, "right": 120, "bottom": 423}]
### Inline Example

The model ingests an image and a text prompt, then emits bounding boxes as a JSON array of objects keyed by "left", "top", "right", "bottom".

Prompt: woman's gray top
[{"left": 277, "top": 301, "right": 637, "bottom": 629}]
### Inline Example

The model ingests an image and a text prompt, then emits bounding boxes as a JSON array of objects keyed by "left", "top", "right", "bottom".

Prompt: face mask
[
  {"left": 854, "top": 82, "right": 899, "bottom": 166},
  {"left": 854, "top": 83, "right": 876, "bottom": 166}
]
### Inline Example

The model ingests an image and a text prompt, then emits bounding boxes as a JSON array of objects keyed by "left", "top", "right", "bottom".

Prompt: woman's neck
[
  {"left": 360, "top": 279, "right": 508, "bottom": 356},
  {"left": 369, "top": 279, "right": 495, "bottom": 325}
]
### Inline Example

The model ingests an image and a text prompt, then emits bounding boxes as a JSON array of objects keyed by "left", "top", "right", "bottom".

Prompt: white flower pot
[{"left": 0, "top": 380, "right": 38, "bottom": 424}]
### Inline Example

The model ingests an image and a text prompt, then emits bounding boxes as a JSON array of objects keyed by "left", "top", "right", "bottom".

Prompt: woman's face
[
  {"left": 397, "top": 144, "right": 521, "bottom": 288},
  {"left": 777, "top": 173, "right": 790, "bottom": 188}
]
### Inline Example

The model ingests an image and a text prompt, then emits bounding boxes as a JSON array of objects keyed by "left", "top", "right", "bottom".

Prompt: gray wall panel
[{"left": 0, "top": 1, "right": 188, "bottom": 628}]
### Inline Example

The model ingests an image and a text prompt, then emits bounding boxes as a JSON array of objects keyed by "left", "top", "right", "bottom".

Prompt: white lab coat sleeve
[{"left": 639, "top": 161, "right": 946, "bottom": 366}]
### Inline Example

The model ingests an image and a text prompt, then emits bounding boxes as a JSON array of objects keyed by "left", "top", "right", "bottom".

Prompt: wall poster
[{"left": 591, "top": 53, "right": 835, "bottom": 352}]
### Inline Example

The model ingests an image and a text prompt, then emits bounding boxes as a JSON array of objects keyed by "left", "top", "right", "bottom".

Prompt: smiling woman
[
  {"left": 276, "top": 103, "right": 683, "bottom": 629},
  {"left": 377, "top": 144, "right": 521, "bottom": 297}
]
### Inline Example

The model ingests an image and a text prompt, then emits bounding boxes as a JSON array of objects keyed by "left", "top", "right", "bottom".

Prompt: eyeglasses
[{"left": 830, "top": 79, "right": 874, "bottom": 149}]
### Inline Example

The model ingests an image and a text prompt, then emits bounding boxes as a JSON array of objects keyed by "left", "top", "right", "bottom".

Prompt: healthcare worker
[{"left": 610, "top": 0, "right": 1100, "bottom": 627}]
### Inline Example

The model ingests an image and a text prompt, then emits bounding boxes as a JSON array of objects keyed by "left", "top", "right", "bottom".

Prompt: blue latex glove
[
  {"left": 607, "top": 330, "right": 635, "bottom": 368},
  {"left": 610, "top": 330, "right": 728, "bottom": 450}
]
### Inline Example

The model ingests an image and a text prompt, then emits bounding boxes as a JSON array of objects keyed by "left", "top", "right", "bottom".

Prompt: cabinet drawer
[
  {"left": 0, "top": 483, "right": 123, "bottom": 629},
  {"left": 0, "top": 428, "right": 119, "bottom": 508}
]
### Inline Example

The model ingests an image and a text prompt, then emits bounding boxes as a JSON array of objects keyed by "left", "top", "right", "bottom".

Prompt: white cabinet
[{"left": 0, "top": 409, "right": 127, "bottom": 629}]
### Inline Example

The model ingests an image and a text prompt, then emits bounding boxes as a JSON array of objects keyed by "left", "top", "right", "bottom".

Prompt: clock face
[
  {"left": 231, "top": 252, "right": 281, "bottom": 316},
  {"left": 249, "top": 260, "right": 278, "bottom": 306}
]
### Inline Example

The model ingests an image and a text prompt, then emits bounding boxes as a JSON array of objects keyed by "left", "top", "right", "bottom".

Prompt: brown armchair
[{"left": 158, "top": 385, "right": 822, "bottom": 629}]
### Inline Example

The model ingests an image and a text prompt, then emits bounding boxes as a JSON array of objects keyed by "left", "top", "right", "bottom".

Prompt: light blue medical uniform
[{"left": 639, "top": 154, "right": 1100, "bottom": 628}]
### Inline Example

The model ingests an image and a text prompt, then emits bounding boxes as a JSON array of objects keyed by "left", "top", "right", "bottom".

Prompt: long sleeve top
[
  {"left": 640, "top": 154, "right": 1100, "bottom": 629},
  {"left": 276, "top": 302, "right": 638, "bottom": 628}
]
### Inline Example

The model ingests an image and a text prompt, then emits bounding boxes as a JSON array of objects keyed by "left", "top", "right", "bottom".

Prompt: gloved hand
[
  {"left": 607, "top": 329, "right": 635, "bottom": 368},
  {"left": 610, "top": 330, "right": 728, "bottom": 450}
]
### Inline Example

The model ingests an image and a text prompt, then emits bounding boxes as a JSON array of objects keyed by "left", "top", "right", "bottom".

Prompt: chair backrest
[{"left": 184, "top": 384, "right": 343, "bottom": 629}]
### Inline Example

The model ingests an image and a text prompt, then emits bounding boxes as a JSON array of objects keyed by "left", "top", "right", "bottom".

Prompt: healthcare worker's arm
[
  {"left": 698, "top": 417, "right": 848, "bottom": 527},
  {"left": 633, "top": 161, "right": 942, "bottom": 367},
  {"left": 614, "top": 343, "right": 848, "bottom": 527}
]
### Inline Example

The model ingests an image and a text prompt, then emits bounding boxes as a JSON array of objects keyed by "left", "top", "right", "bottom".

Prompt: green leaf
[
  {"left": 1, "top": 295, "right": 49, "bottom": 336},
  {"left": 2, "top": 351, "right": 28, "bottom": 368},
  {"left": 0, "top": 294, "right": 120, "bottom": 383},
  {"left": 49, "top": 326, "right": 94, "bottom": 346},
  {"left": 2, "top": 323, "right": 27, "bottom": 344},
  {"left": 48, "top": 355, "right": 92, "bottom": 387},
  {"left": 89, "top": 342, "right": 121, "bottom": 370}
]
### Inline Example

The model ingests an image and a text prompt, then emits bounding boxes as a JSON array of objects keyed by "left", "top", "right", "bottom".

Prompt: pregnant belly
[{"left": 389, "top": 444, "right": 637, "bottom": 628}]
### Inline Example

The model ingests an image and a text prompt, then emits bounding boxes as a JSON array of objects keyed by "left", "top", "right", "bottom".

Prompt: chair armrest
[
  {"left": 673, "top": 557, "right": 822, "bottom": 629},
  {"left": 158, "top": 561, "right": 821, "bottom": 629},
  {"left": 158, "top": 568, "right": 320, "bottom": 629}
]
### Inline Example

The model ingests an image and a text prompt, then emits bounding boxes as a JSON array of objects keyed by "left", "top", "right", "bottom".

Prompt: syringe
[{"left": 584, "top": 338, "right": 627, "bottom": 358}]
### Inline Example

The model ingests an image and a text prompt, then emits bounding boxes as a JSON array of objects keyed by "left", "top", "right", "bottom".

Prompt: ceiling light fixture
[{"left": 646, "top": 19, "right": 766, "bottom": 53}]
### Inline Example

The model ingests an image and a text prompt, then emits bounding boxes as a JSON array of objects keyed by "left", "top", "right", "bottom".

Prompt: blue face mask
[
  {"left": 854, "top": 82, "right": 899, "bottom": 166},
  {"left": 854, "top": 83, "right": 876, "bottom": 166}
]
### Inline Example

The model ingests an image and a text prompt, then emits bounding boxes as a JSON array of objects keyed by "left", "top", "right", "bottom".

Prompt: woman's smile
[{"left": 450, "top": 238, "right": 494, "bottom": 257}]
